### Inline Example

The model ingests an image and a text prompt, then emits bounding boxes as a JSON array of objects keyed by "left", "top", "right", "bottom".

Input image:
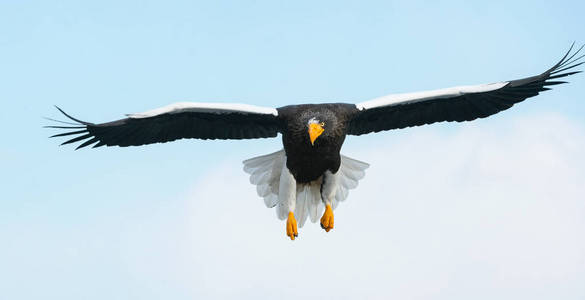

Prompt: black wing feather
[
  {"left": 48, "top": 106, "right": 281, "bottom": 149},
  {"left": 348, "top": 44, "right": 583, "bottom": 135}
]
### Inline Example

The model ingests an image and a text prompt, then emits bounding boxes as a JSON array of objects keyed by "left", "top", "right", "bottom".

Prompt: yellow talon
[
  {"left": 286, "top": 212, "right": 298, "bottom": 240},
  {"left": 320, "top": 204, "right": 334, "bottom": 232}
]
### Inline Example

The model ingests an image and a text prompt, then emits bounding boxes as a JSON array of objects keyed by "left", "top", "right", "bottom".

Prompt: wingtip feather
[
  {"left": 54, "top": 106, "right": 91, "bottom": 125},
  {"left": 61, "top": 133, "right": 92, "bottom": 146},
  {"left": 75, "top": 137, "right": 99, "bottom": 150}
]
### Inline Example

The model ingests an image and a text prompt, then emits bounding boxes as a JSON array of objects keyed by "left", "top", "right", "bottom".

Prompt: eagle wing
[
  {"left": 47, "top": 102, "right": 281, "bottom": 149},
  {"left": 347, "top": 44, "right": 583, "bottom": 135}
]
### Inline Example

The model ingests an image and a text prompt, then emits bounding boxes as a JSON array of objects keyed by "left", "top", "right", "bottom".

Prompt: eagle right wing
[{"left": 348, "top": 44, "right": 583, "bottom": 135}]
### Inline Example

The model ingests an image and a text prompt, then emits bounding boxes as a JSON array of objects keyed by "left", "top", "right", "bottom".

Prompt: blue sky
[{"left": 1, "top": 1, "right": 584, "bottom": 299}]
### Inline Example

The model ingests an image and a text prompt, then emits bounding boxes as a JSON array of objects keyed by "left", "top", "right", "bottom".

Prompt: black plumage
[{"left": 277, "top": 103, "right": 357, "bottom": 183}]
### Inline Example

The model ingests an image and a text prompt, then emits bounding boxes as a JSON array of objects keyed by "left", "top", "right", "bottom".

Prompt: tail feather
[
  {"left": 256, "top": 184, "right": 272, "bottom": 197},
  {"left": 243, "top": 151, "right": 369, "bottom": 225},
  {"left": 264, "top": 194, "right": 278, "bottom": 208},
  {"left": 242, "top": 150, "right": 283, "bottom": 173},
  {"left": 243, "top": 149, "right": 286, "bottom": 209},
  {"left": 249, "top": 170, "right": 270, "bottom": 185}
]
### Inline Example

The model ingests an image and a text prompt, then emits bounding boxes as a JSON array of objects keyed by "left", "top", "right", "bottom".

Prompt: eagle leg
[
  {"left": 320, "top": 170, "right": 339, "bottom": 232},
  {"left": 320, "top": 204, "right": 334, "bottom": 232},
  {"left": 286, "top": 212, "right": 298, "bottom": 240},
  {"left": 278, "top": 161, "right": 298, "bottom": 240}
]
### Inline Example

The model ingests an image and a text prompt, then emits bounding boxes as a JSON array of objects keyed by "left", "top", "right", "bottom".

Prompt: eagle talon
[
  {"left": 286, "top": 212, "right": 298, "bottom": 240},
  {"left": 320, "top": 204, "right": 334, "bottom": 232}
]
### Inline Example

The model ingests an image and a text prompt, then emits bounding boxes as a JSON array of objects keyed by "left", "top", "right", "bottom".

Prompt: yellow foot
[
  {"left": 320, "top": 204, "right": 334, "bottom": 232},
  {"left": 286, "top": 212, "right": 298, "bottom": 240}
]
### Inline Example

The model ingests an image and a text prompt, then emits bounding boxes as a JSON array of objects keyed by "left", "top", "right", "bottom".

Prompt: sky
[{"left": 1, "top": 0, "right": 584, "bottom": 299}]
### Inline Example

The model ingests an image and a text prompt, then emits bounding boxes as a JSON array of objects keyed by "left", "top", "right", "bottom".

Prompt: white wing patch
[
  {"left": 243, "top": 151, "right": 369, "bottom": 227},
  {"left": 127, "top": 102, "right": 278, "bottom": 118},
  {"left": 356, "top": 82, "right": 508, "bottom": 110}
]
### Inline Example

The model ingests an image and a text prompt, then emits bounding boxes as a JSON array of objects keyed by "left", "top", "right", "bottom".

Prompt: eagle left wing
[
  {"left": 47, "top": 102, "right": 281, "bottom": 149},
  {"left": 348, "top": 44, "right": 583, "bottom": 136}
]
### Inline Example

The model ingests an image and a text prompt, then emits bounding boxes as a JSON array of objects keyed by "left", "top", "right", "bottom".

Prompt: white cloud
[{"left": 133, "top": 113, "right": 585, "bottom": 299}]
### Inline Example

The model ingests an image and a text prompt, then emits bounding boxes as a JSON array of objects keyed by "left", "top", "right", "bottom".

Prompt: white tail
[{"left": 243, "top": 150, "right": 369, "bottom": 227}]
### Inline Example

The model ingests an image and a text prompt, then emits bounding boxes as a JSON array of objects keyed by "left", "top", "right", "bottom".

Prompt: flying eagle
[{"left": 48, "top": 45, "right": 583, "bottom": 240}]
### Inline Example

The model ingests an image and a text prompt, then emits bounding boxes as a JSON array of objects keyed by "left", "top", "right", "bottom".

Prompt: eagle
[{"left": 48, "top": 45, "right": 583, "bottom": 240}]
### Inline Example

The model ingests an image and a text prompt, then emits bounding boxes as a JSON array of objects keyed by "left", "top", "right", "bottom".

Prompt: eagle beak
[{"left": 308, "top": 123, "right": 324, "bottom": 146}]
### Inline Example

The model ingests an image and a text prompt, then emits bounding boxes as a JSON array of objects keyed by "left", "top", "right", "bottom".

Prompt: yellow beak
[{"left": 308, "top": 123, "right": 324, "bottom": 146}]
